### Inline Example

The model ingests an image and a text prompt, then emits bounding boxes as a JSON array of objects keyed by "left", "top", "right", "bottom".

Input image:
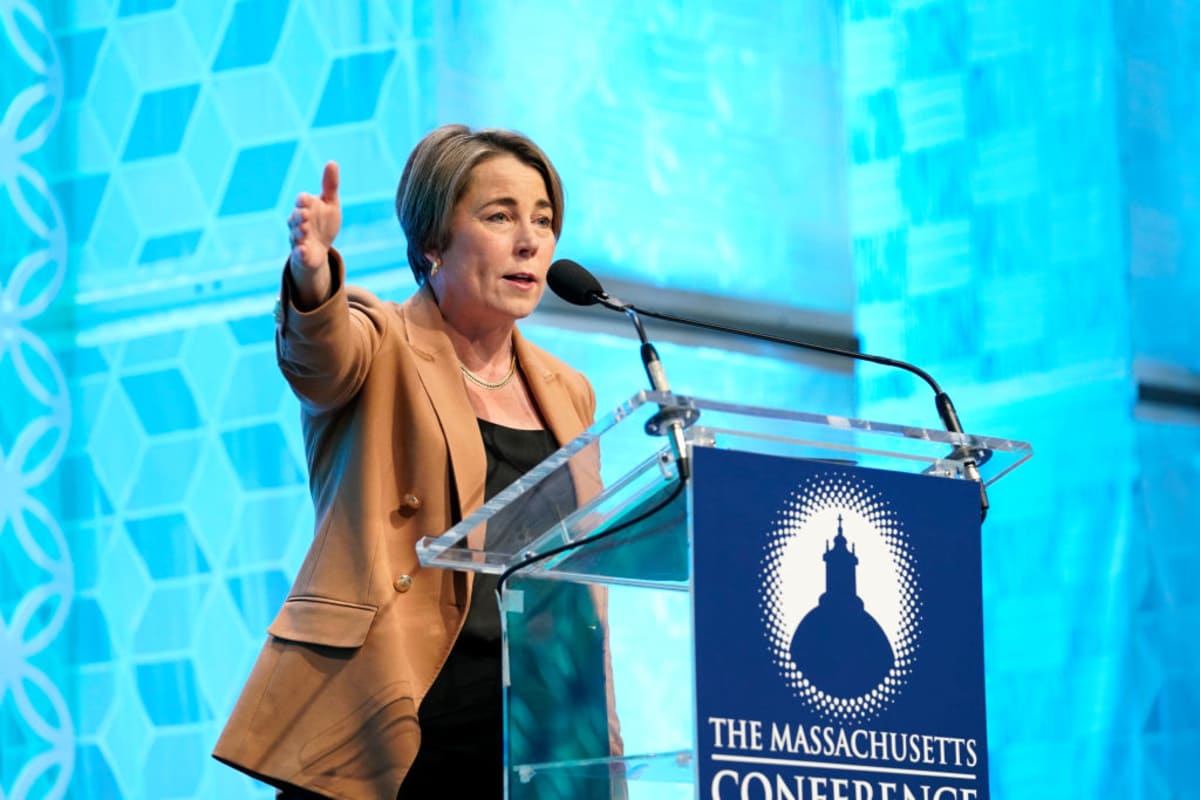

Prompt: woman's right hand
[{"left": 287, "top": 161, "right": 342, "bottom": 308}]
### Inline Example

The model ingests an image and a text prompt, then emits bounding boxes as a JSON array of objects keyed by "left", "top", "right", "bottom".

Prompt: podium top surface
[{"left": 416, "top": 391, "right": 1031, "bottom": 581}]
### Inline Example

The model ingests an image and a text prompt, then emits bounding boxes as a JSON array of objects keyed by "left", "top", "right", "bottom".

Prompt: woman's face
[{"left": 428, "top": 154, "right": 556, "bottom": 337}]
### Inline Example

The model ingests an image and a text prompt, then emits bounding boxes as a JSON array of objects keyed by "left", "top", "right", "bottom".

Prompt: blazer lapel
[
  {"left": 515, "top": 330, "right": 605, "bottom": 509},
  {"left": 401, "top": 290, "right": 590, "bottom": 556},
  {"left": 514, "top": 328, "right": 580, "bottom": 447},
  {"left": 400, "top": 285, "right": 487, "bottom": 523}
]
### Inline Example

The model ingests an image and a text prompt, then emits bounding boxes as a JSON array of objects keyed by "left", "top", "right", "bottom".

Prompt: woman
[{"left": 212, "top": 126, "right": 620, "bottom": 798}]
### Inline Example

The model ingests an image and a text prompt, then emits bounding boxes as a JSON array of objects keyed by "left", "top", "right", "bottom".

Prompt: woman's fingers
[
  {"left": 286, "top": 164, "right": 342, "bottom": 271},
  {"left": 320, "top": 162, "right": 340, "bottom": 204}
]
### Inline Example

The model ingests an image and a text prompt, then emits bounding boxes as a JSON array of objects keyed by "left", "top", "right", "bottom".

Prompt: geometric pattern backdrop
[
  {"left": 843, "top": 3, "right": 1197, "bottom": 797},
  {"left": 0, "top": 1, "right": 1195, "bottom": 799}
]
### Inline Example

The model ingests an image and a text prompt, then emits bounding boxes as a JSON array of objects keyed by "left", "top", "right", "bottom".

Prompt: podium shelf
[{"left": 417, "top": 391, "right": 1032, "bottom": 580}]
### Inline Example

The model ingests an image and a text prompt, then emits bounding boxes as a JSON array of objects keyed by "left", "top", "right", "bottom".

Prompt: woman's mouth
[{"left": 504, "top": 273, "right": 537, "bottom": 288}]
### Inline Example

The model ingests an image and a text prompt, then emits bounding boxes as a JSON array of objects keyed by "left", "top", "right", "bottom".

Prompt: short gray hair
[{"left": 395, "top": 125, "right": 565, "bottom": 284}]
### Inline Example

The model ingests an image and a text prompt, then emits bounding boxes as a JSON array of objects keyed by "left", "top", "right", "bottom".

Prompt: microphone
[
  {"left": 547, "top": 259, "right": 989, "bottom": 520},
  {"left": 547, "top": 259, "right": 610, "bottom": 307},
  {"left": 549, "top": 259, "right": 694, "bottom": 481}
]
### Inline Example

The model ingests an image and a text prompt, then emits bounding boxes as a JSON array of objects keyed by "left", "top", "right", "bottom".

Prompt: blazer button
[
  {"left": 393, "top": 575, "right": 413, "bottom": 593},
  {"left": 402, "top": 493, "right": 422, "bottom": 510}
]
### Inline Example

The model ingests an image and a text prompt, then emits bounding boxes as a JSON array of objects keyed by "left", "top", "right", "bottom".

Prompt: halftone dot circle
[{"left": 760, "top": 472, "right": 922, "bottom": 723}]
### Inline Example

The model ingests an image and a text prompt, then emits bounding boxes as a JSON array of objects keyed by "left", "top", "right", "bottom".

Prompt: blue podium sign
[{"left": 692, "top": 446, "right": 988, "bottom": 800}]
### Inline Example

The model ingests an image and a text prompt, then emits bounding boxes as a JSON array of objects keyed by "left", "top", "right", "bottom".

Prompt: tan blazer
[{"left": 212, "top": 253, "right": 603, "bottom": 799}]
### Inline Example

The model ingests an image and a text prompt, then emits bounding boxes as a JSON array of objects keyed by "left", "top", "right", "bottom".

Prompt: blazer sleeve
[{"left": 275, "top": 249, "right": 391, "bottom": 414}]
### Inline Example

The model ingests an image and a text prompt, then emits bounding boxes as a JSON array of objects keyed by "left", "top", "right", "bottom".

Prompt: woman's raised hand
[
  {"left": 288, "top": 161, "right": 341, "bottom": 270},
  {"left": 286, "top": 162, "right": 341, "bottom": 308}
]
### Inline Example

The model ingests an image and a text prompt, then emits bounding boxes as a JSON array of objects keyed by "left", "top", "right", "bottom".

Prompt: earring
[{"left": 429, "top": 258, "right": 441, "bottom": 278}]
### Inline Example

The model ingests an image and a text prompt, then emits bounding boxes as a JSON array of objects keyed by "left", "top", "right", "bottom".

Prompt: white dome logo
[{"left": 759, "top": 473, "right": 922, "bottom": 723}]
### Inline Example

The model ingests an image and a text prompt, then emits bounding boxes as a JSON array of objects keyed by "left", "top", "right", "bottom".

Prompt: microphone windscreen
[{"left": 547, "top": 259, "right": 603, "bottom": 306}]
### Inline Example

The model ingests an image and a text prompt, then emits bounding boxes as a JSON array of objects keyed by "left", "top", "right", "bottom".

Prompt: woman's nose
[{"left": 514, "top": 221, "right": 540, "bottom": 257}]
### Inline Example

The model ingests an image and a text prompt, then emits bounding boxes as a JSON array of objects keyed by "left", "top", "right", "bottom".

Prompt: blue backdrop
[{"left": 1, "top": 0, "right": 1196, "bottom": 798}]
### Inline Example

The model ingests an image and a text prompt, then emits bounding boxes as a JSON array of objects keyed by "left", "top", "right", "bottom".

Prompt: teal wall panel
[{"left": 0, "top": 1, "right": 1195, "bottom": 798}]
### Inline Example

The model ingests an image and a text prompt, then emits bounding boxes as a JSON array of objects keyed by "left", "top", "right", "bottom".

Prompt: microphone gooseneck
[
  {"left": 637, "top": 340, "right": 692, "bottom": 481},
  {"left": 546, "top": 259, "right": 988, "bottom": 520},
  {"left": 548, "top": 259, "right": 692, "bottom": 482}
]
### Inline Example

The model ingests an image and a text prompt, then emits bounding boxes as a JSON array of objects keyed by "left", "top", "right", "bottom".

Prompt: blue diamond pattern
[
  {"left": 312, "top": 50, "right": 395, "bottom": 127},
  {"left": 850, "top": 90, "right": 903, "bottom": 164},
  {"left": 227, "top": 315, "right": 274, "bottom": 346},
  {"left": 69, "top": 744, "right": 121, "bottom": 800},
  {"left": 274, "top": 4, "right": 329, "bottom": 116},
  {"left": 226, "top": 492, "right": 304, "bottom": 568},
  {"left": 191, "top": 582, "right": 254, "bottom": 714},
  {"left": 226, "top": 569, "right": 290, "bottom": 634},
  {"left": 102, "top": 670, "right": 153, "bottom": 792},
  {"left": 902, "top": 3, "right": 966, "bottom": 79},
  {"left": 219, "top": 348, "right": 284, "bottom": 420},
  {"left": 177, "top": 0, "right": 229, "bottom": 58},
  {"left": 121, "top": 369, "right": 203, "bottom": 435},
  {"left": 126, "top": 435, "right": 203, "bottom": 510},
  {"left": 212, "top": 0, "right": 290, "bottom": 71},
  {"left": 135, "top": 584, "right": 210, "bottom": 654},
  {"left": 87, "top": 42, "right": 138, "bottom": 154},
  {"left": 120, "top": 336, "right": 184, "bottom": 374},
  {"left": 117, "top": 12, "right": 205, "bottom": 91},
  {"left": 120, "top": 157, "right": 207, "bottom": 232},
  {"left": 180, "top": 93, "right": 235, "bottom": 206},
  {"left": 125, "top": 513, "right": 211, "bottom": 580},
  {"left": 144, "top": 731, "right": 207, "bottom": 796},
  {"left": 86, "top": 179, "right": 141, "bottom": 274},
  {"left": 135, "top": 659, "right": 210, "bottom": 725},
  {"left": 185, "top": 444, "right": 240, "bottom": 564},
  {"left": 218, "top": 140, "right": 297, "bottom": 215},
  {"left": 209, "top": 67, "right": 302, "bottom": 144},
  {"left": 65, "top": 345, "right": 111, "bottom": 379},
  {"left": 58, "top": 452, "right": 113, "bottom": 522},
  {"left": 122, "top": 84, "right": 201, "bottom": 161},
  {"left": 179, "top": 323, "right": 238, "bottom": 420},
  {"left": 220, "top": 422, "right": 303, "bottom": 490},
  {"left": 53, "top": 173, "right": 109, "bottom": 244},
  {"left": 68, "top": 597, "right": 114, "bottom": 664},
  {"left": 75, "top": 665, "right": 116, "bottom": 736},
  {"left": 119, "top": 0, "right": 177, "bottom": 16},
  {"left": 56, "top": 28, "right": 106, "bottom": 101},
  {"left": 120, "top": 331, "right": 186, "bottom": 368},
  {"left": 87, "top": 386, "right": 145, "bottom": 509},
  {"left": 95, "top": 528, "right": 153, "bottom": 660},
  {"left": 341, "top": 197, "right": 394, "bottom": 229},
  {"left": 71, "top": 524, "right": 106, "bottom": 593}
]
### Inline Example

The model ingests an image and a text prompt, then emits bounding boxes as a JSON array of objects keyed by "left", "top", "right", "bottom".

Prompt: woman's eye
[
  {"left": 534, "top": 216, "right": 553, "bottom": 228},
  {"left": 488, "top": 211, "right": 510, "bottom": 223}
]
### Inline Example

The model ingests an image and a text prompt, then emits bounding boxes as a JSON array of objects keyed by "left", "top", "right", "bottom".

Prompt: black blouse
[
  {"left": 458, "top": 419, "right": 567, "bottom": 647},
  {"left": 401, "top": 419, "right": 567, "bottom": 798}
]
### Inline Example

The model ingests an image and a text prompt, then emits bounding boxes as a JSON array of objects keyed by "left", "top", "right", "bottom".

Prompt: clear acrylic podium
[{"left": 417, "top": 392, "right": 1032, "bottom": 799}]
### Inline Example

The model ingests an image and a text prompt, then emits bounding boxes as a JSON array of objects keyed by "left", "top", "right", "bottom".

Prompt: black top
[
  {"left": 400, "top": 419, "right": 564, "bottom": 797},
  {"left": 458, "top": 419, "right": 565, "bottom": 646}
]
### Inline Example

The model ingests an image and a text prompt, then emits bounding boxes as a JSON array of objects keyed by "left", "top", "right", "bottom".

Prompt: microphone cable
[
  {"left": 494, "top": 476, "right": 686, "bottom": 603},
  {"left": 547, "top": 258, "right": 989, "bottom": 521}
]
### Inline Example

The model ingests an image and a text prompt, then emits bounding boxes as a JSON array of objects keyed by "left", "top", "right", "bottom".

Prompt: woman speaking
[{"left": 213, "top": 126, "right": 620, "bottom": 799}]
